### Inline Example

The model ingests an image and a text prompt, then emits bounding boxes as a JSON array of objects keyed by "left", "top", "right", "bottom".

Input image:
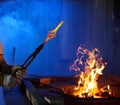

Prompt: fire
[{"left": 70, "top": 46, "right": 109, "bottom": 98}]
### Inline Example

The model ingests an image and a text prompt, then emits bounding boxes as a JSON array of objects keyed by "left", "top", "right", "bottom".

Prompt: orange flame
[{"left": 70, "top": 46, "right": 107, "bottom": 98}]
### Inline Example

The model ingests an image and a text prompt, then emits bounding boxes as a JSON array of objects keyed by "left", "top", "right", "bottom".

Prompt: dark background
[{"left": 0, "top": 0, "right": 120, "bottom": 77}]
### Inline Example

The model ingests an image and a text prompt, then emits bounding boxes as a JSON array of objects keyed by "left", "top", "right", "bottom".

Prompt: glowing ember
[{"left": 69, "top": 46, "right": 110, "bottom": 98}]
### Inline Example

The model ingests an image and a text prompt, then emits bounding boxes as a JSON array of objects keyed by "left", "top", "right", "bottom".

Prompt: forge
[
  {"left": 18, "top": 46, "right": 120, "bottom": 105},
  {"left": 20, "top": 73, "right": 120, "bottom": 105}
]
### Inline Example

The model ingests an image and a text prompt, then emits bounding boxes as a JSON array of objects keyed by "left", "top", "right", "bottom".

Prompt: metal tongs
[{"left": 22, "top": 21, "right": 64, "bottom": 68}]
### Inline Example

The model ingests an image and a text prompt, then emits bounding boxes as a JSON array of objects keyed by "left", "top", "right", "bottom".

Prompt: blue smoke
[
  {"left": 0, "top": 0, "right": 91, "bottom": 76},
  {"left": 0, "top": 0, "right": 62, "bottom": 75}
]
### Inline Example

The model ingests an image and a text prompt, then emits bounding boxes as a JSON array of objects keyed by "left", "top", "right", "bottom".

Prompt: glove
[
  {"left": 4, "top": 65, "right": 27, "bottom": 89},
  {"left": 11, "top": 65, "right": 26, "bottom": 76},
  {"left": 12, "top": 66, "right": 26, "bottom": 83}
]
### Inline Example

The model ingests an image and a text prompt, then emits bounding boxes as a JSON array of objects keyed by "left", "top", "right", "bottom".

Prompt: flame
[{"left": 70, "top": 46, "right": 108, "bottom": 98}]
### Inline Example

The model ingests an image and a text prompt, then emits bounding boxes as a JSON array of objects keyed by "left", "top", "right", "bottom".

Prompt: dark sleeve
[
  {"left": 0, "top": 54, "right": 7, "bottom": 71},
  {"left": 0, "top": 55, "right": 12, "bottom": 74},
  {"left": 1, "top": 64, "right": 12, "bottom": 74},
  {"left": 0, "top": 75, "right": 4, "bottom": 86}
]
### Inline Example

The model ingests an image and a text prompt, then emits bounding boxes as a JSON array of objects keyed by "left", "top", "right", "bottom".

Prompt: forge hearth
[{"left": 20, "top": 74, "right": 120, "bottom": 105}]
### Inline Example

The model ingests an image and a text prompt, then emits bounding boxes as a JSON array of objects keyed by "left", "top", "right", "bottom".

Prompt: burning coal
[{"left": 69, "top": 46, "right": 111, "bottom": 98}]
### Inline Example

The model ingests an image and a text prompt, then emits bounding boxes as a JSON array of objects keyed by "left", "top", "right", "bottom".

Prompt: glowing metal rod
[{"left": 52, "top": 21, "right": 64, "bottom": 33}]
